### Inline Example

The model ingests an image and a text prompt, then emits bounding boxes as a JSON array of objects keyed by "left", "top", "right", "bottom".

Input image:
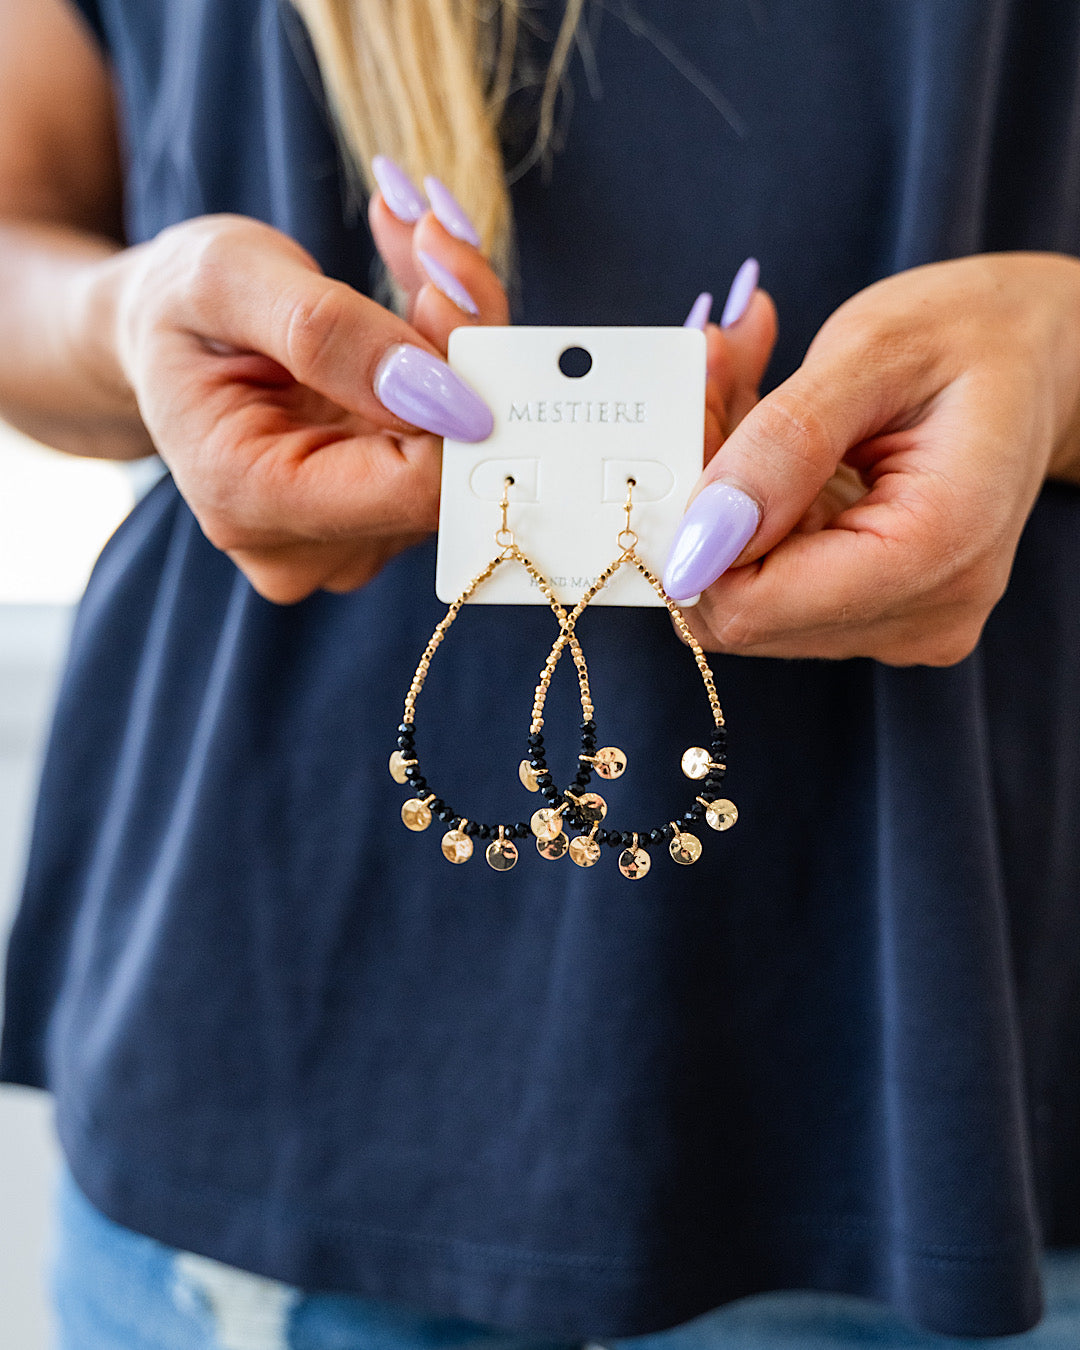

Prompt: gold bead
[
  {"left": 568, "top": 834, "right": 601, "bottom": 867},
  {"left": 388, "top": 750, "right": 416, "bottom": 784},
  {"left": 589, "top": 747, "right": 627, "bottom": 781},
  {"left": 537, "top": 832, "right": 569, "bottom": 861},
  {"left": 531, "top": 806, "right": 564, "bottom": 841},
  {"left": 441, "top": 828, "right": 473, "bottom": 864},
  {"left": 669, "top": 832, "right": 702, "bottom": 865},
  {"left": 701, "top": 798, "right": 738, "bottom": 832},
  {"left": 486, "top": 836, "right": 519, "bottom": 871},
  {"left": 401, "top": 798, "right": 433, "bottom": 832},
  {"left": 568, "top": 791, "right": 607, "bottom": 823}
]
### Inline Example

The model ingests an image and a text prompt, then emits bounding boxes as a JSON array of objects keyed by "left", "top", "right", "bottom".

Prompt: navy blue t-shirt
[{"left": 4, "top": 0, "right": 1080, "bottom": 1338}]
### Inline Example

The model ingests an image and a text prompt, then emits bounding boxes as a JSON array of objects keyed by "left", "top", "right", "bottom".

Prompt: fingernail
[
  {"left": 423, "top": 175, "right": 481, "bottom": 248},
  {"left": 663, "top": 480, "right": 761, "bottom": 600},
  {"left": 372, "top": 155, "right": 426, "bottom": 223},
  {"left": 416, "top": 249, "right": 479, "bottom": 316},
  {"left": 374, "top": 343, "right": 493, "bottom": 442},
  {"left": 683, "top": 291, "right": 713, "bottom": 331},
  {"left": 720, "top": 257, "right": 759, "bottom": 328}
]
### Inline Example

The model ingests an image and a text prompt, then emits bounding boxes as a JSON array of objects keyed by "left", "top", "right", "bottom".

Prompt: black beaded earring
[
  {"left": 391, "top": 478, "right": 597, "bottom": 872},
  {"left": 524, "top": 479, "right": 738, "bottom": 879}
]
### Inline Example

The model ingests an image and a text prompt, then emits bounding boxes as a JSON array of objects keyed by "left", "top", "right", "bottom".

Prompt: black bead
[
  {"left": 396, "top": 735, "right": 414, "bottom": 751},
  {"left": 410, "top": 779, "right": 428, "bottom": 795},
  {"left": 689, "top": 802, "right": 705, "bottom": 820},
  {"left": 661, "top": 824, "right": 677, "bottom": 841},
  {"left": 536, "top": 773, "right": 554, "bottom": 788},
  {"left": 530, "top": 757, "right": 546, "bottom": 770},
  {"left": 437, "top": 807, "right": 456, "bottom": 823},
  {"left": 595, "top": 829, "right": 610, "bottom": 845},
  {"left": 703, "top": 775, "right": 726, "bottom": 793},
  {"left": 478, "top": 824, "right": 491, "bottom": 840},
  {"left": 404, "top": 763, "right": 422, "bottom": 779},
  {"left": 581, "top": 719, "right": 596, "bottom": 733},
  {"left": 463, "top": 821, "right": 479, "bottom": 837},
  {"left": 682, "top": 810, "right": 697, "bottom": 825},
  {"left": 430, "top": 798, "right": 445, "bottom": 813},
  {"left": 580, "top": 733, "right": 597, "bottom": 749},
  {"left": 528, "top": 733, "right": 544, "bottom": 747},
  {"left": 649, "top": 829, "right": 663, "bottom": 846},
  {"left": 542, "top": 785, "right": 560, "bottom": 801},
  {"left": 515, "top": 821, "right": 530, "bottom": 837},
  {"left": 397, "top": 722, "right": 413, "bottom": 735},
  {"left": 573, "top": 774, "right": 591, "bottom": 789}
]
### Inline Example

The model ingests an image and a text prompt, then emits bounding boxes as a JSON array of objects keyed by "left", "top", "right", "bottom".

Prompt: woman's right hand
[{"left": 94, "top": 194, "right": 506, "bottom": 603}]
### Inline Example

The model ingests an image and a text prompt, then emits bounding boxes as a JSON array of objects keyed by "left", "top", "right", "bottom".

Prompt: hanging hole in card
[{"left": 558, "top": 345, "right": 593, "bottom": 378}]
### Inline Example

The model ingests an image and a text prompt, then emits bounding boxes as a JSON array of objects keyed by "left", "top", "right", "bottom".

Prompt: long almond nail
[
  {"left": 663, "top": 480, "right": 761, "bottom": 600},
  {"left": 683, "top": 292, "right": 713, "bottom": 331},
  {"left": 417, "top": 250, "right": 479, "bottom": 316},
  {"left": 423, "top": 176, "right": 481, "bottom": 247},
  {"left": 372, "top": 155, "right": 426, "bottom": 223},
  {"left": 720, "top": 258, "right": 759, "bottom": 328},
  {"left": 374, "top": 343, "right": 492, "bottom": 442}
]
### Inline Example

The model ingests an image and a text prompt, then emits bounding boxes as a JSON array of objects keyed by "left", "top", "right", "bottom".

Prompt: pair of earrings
[{"left": 389, "top": 478, "right": 738, "bottom": 880}]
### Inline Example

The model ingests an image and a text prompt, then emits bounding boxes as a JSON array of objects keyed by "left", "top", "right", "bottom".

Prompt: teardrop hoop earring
[
  {"left": 527, "top": 479, "right": 738, "bottom": 880},
  {"left": 391, "top": 478, "right": 603, "bottom": 871}
]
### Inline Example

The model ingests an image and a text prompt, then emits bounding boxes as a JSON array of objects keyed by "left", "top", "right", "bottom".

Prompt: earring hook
[{"left": 618, "top": 476, "right": 639, "bottom": 553}]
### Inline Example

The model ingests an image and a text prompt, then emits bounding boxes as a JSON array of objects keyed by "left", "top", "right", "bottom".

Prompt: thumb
[{"left": 662, "top": 347, "right": 894, "bottom": 601}]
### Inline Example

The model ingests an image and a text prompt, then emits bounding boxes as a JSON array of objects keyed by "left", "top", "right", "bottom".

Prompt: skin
[{"left": 1, "top": 0, "right": 1078, "bottom": 665}]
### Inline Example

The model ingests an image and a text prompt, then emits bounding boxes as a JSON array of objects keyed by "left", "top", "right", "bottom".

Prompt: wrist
[
  {"left": 64, "top": 242, "right": 145, "bottom": 426},
  {"left": 1036, "top": 252, "right": 1080, "bottom": 486}
]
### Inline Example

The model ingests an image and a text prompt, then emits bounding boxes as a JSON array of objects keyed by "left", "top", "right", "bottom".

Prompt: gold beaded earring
[
  {"left": 390, "top": 478, "right": 597, "bottom": 872},
  {"left": 525, "top": 478, "right": 738, "bottom": 879}
]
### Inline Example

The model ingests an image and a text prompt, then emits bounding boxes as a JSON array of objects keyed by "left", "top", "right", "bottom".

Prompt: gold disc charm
[
  {"left": 618, "top": 835, "right": 651, "bottom": 880},
  {"left": 531, "top": 806, "right": 566, "bottom": 841},
  {"left": 537, "top": 832, "right": 569, "bottom": 861},
  {"left": 700, "top": 797, "right": 739, "bottom": 832},
  {"left": 568, "top": 834, "right": 601, "bottom": 868},
  {"left": 567, "top": 791, "right": 607, "bottom": 824},
  {"left": 401, "top": 796, "right": 435, "bottom": 832},
  {"left": 585, "top": 746, "right": 627, "bottom": 780},
  {"left": 441, "top": 827, "right": 473, "bottom": 864},
  {"left": 669, "top": 830, "right": 702, "bottom": 865},
  {"left": 486, "top": 828, "right": 519, "bottom": 871},
  {"left": 389, "top": 750, "right": 416, "bottom": 784},
  {"left": 518, "top": 759, "right": 540, "bottom": 792},
  {"left": 681, "top": 746, "right": 721, "bottom": 780}
]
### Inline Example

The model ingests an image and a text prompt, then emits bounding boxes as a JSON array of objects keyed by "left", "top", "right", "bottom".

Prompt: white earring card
[{"left": 436, "top": 326, "right": 706, "bottom": 607}]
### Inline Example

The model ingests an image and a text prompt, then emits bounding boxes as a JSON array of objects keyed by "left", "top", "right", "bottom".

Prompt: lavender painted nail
[
  {"left": 720, "top": 257, "right": 759, "bottom": 328},
  {"left": 663, "top": 480, "right": 761, "bottom": 600},
  {"left": 423, "top": 175, "right": 481, "bottom": 248},
  {"left": 417, "top": 249, "right": 479, "bottom": 316},
  {"left": 372, "top": 155, "right": 426, "bottom": 223},
  {"left": 374, "top": 343, "right": 493, "bottom": 442},
  {"left": 683, "top": 291, "right": 713, "bottom": 331}
]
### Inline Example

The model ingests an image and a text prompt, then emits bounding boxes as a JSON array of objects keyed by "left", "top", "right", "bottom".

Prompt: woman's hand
[
  {"left": 93, "top": 179, "right": 506, "bottom": 604},
  {"left": 663, "top": 253, "right": 1080, "bottom": 665}
]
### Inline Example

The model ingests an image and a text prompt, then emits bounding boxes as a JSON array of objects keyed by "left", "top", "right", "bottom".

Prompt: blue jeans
[{"left": 52, "top": 1165, "right": 1080, "bottom": 1349}]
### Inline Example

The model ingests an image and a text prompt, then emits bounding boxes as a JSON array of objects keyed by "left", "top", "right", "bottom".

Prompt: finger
[
  {"left": 409, "top": 211, "right": 510, "bottom": 341},
  {"left": 369, "top": 190, "right": 426, "bottom": 298},
  {"left": 179, "top": 219, "right": 493, "bottom": 443},
  {"left": 662, "top": 323, "right": 944, "bottom": 601},
  {"left": 683, "top": 515, "right": 982, "bottom": 666}
]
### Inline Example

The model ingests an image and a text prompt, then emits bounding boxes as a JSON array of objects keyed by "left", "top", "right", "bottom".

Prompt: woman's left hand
[{"left": 663, "top": 253, "right": 1080, "bottom": 665}]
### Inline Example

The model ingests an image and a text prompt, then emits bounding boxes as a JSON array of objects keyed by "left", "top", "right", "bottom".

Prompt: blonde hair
[{"left": 290, "top": 0, "right": 586, "bottom": 284}]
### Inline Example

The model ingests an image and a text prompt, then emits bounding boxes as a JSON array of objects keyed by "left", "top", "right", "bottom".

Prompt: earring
[
  {"left": 527, "top": 478, "right": 738, "bottom": 879},
  {"left": 391, "top": 478, "right": 598, "bottom": 871}
]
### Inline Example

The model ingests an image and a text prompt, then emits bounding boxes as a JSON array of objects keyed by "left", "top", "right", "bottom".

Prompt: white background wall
[{"left": 0, "top": 426, "right": 136, "bottom": 1348}]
